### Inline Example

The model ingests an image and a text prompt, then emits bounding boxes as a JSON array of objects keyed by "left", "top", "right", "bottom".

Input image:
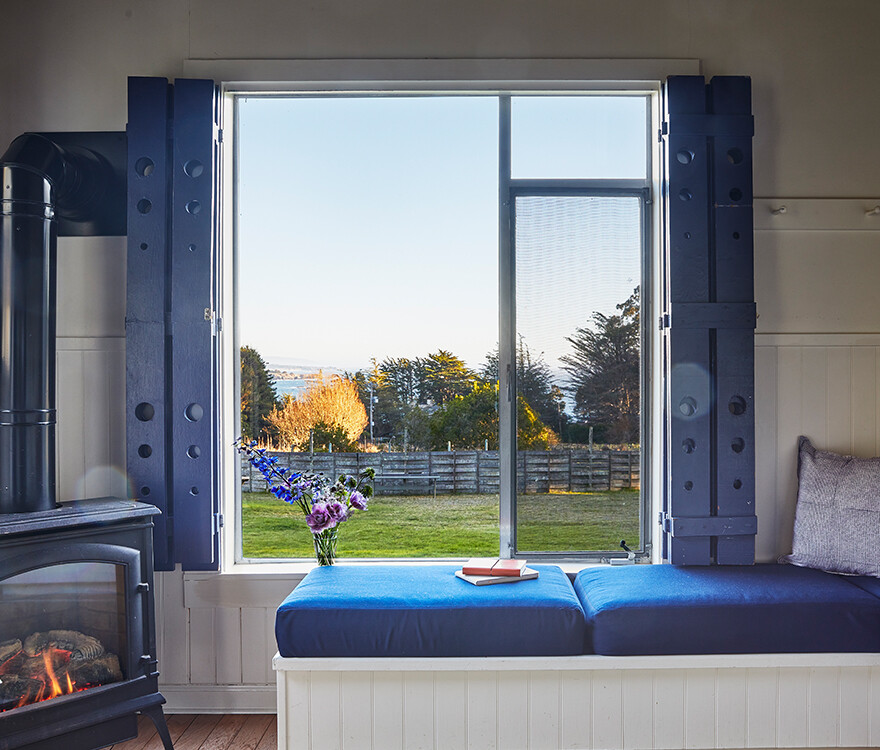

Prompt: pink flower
[
  {"left": 326, "top": 500, "right": 348, "bottom": 522},
  {"left": 306, "top": 502, "right": 337, "bottom": 533},
  {"left": 348, "top": 490, "right": 368, "bottom": 511}
]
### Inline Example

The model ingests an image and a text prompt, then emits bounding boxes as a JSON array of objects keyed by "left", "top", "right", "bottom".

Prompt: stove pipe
[{"left": 0, "top": 133, "right": 112, "bottom": 514}]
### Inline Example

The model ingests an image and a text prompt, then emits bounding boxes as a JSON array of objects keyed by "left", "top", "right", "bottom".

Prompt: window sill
[{"left": 181, "top": 558, "right": 626, "bottom": 608}]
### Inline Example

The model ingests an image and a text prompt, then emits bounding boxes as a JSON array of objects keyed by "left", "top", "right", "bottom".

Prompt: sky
[{"left": 237, "top": 94, "right": 646, "bottom": 376}]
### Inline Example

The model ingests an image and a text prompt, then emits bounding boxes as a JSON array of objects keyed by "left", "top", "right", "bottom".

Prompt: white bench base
[{"left": 274, "top": 653, "right": 880, "bottom": 750}]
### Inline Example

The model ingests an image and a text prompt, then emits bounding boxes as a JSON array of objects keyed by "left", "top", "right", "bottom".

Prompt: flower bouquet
[{"left": 235, "top": 439, "right": 374, "bottom": 565}]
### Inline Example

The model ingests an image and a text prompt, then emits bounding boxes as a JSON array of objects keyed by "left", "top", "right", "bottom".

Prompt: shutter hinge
[
  {"left": 659, "top": 313, "right": 670, "bottom": 329},
  {"left": 205, "top": 308, "right": 222, "bottom": 335},
  {"left": 217, "top": 127, "right": 224, "bottom": 143},
  {"left": 213, "top": 513, "right": 224, "bottom": 534}
]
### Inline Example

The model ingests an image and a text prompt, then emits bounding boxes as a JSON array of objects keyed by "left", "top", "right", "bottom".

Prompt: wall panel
[
  {"left": 56, "top": 339, "right": 127, "bottom": 502},
  {"left": 755, "top": 335, "right": 880, "bottom": 561},
  {"left": 273, "top": 657, "right": 880, "bottom": 750},
  {"left": 145, "top": 332, "right": 880, "bottom": 714}
]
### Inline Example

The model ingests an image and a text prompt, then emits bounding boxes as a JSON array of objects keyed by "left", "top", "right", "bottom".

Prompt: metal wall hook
[
  {"left": 866, "top": 206, "right": 880, "bottom": 216},
  {"left": 771, "top": 205, "right": 787, "bottom": 215}
]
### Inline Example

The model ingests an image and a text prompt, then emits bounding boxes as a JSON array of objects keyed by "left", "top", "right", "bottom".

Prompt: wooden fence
[{"left": 241, "top": 449, "right": 640, "bottom": 494}]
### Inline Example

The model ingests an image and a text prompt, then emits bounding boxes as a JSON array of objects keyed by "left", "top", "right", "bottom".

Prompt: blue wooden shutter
[
  {"left": 126, "top": 77, "right": 220, "bottom": 571},
  {"left": 660, "top": 76, "right": 757, "bottom": 565}
]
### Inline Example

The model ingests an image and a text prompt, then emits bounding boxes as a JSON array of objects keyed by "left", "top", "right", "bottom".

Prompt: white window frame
[{"left": 194, "top": 57, "right": 701, "bottom": 572}]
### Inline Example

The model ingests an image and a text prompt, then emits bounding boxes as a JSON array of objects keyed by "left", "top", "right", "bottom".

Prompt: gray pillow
[{"left": 784, "top": 436, "right": 880, "bottom": 577}]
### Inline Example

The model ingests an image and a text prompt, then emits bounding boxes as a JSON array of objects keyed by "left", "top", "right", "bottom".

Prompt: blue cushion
[
  {"left": 847, "top": 574, "right": 880, "bottom": 600},
  {"left": 275, "top": 564, "right": 585, "bottom": 657},
  {"left": 574, "top": 564, "right": 880, "bottom": 655}
]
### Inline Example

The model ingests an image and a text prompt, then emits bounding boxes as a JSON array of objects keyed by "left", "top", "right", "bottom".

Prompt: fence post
[
  {"left": 476, "top": 450, "right": 481, "bottom": 494},
  {"left": 588, "top": 450, "right": 593, "bottom": 491},
  {"left": 546, "top": 451, "right": 551, "bottom": 493},
  {"left": 608, "top": 452, "right": 613, "bottom": 490},
  {"left": 568, "top": 450, "right": 573, "bottom": 492},
  {"left": 628, "top": 451, "right": 633, "bottom": 488}
]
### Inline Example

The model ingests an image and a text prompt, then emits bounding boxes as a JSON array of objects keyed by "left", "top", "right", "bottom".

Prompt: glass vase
[{"left": 313, "top": 527, "right": 338, "bottom": 566}]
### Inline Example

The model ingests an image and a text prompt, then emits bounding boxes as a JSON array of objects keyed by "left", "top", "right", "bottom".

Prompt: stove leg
[{"left": 143, "top": 705, "right": 175, "bottom": 749}]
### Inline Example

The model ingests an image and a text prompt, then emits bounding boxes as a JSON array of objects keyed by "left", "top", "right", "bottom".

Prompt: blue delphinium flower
[{"left": 235, "top": 438, "right": 374, "bottom": 564}]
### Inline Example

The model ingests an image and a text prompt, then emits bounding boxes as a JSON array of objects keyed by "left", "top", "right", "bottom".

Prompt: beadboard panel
[
  {"left": 56, "top": 338, "right": 127, "bottom": 502},
  {"left": 275, "top": 661, "right": 880, "bottom": 750},
  {"left": 754, "top": 336, "right": 880, "bottom": 561}
]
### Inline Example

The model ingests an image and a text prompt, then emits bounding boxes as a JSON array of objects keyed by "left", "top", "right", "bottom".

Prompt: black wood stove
[
  {"left": 0, "top": 134, "right": 172, "bottom": 748},
  {"left": 0, "top": 499, "right": 172, "bottom": 749}
]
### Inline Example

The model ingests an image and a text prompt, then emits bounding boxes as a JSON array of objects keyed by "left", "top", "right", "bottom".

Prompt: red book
[{"left": 461, "top": 557, "right": 528, "bottom": 576}]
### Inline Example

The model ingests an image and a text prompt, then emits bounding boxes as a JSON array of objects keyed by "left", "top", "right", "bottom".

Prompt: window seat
[
  {"left": 273, "top": 564, "right": 880, "bottom": 749},
  {"left": 275, "top": 562, "right": 880, "bottom": 658}
]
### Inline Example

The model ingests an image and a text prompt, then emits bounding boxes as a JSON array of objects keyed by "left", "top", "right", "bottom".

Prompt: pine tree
[
  {"left": 240, "top": 346, "right": 279, "bottom": 442},
  {"left": 560, "top": 287, "right": 640, "bottom": 445}
]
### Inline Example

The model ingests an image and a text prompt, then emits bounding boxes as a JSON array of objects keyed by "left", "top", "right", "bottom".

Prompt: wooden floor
[{"left": 108, "top": 713, "right": 276, "bottom": 750}]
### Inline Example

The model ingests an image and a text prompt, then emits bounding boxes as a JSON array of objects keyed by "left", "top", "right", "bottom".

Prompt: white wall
[{"left": 2, "top": 0, "right": 880, "bottom": 714}]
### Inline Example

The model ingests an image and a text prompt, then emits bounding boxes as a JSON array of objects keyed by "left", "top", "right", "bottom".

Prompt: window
[
  {"left": 232, "top": 92, "right": 653, "bottom": 562},
  {"left": 126, "top": 70, "right": 756, "bottom": 571}
]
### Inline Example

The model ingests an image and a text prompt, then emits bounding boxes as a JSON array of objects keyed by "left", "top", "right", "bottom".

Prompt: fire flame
[
  {"left": 42, "top": 650, "right": 64, "bottom": 699},
  {"left": 0, "top": 647, "right": 86, "bottom": 711}
]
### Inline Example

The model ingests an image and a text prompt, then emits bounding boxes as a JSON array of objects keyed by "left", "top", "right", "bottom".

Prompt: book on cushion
[
  {"left": 461, "top": 557, "right": 528, "bottom": 576},
  {"left": 455, "top": 567, "right": 539, "bottom": 585}
]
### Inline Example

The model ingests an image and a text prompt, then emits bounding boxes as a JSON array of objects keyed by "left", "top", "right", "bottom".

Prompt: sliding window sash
[{"left": 499, "top": 95, "right": 653, "bottom": 560}]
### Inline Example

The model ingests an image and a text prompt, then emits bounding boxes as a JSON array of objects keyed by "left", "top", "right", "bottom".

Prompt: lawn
[{"left": 241, "top": 490, "right": 640, "bottom": 558}]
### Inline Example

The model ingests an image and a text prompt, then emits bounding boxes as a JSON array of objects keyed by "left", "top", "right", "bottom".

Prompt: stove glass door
[{"left": 0, "top": 562, "right": 128, "bottom": 711}]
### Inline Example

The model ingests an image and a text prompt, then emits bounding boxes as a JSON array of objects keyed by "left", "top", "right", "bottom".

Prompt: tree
[
  {"left": 428, "top": 382, "right": 557, "bottom": 451},
  {"left": 351, "top": 350, "right": 479, "bottom": 449},
  {"left": 560, "top": 287, "right": 640, "bottom": 444},
  {"left": 240, "top": 346, "right": 279, "bottom": 442},
  {"left": 266, "top": 375, "right": 369, "bottom": 450},
  {"left": 377, "top": 357, "right": 422, "bottom": 407},
  {"left": 419, "top": 349, "right": 477, "bottom": 406},
  {"left": 307, "top": 422, "right": 359, "bottom": 453},
  {"left": 374, "top": 357, "right": 423, "bottom": 445},
  {"left": 481, "top": 336, "right": 566, "bottom": 433}
]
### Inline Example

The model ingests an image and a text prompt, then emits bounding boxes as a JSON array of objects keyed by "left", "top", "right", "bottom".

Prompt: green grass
[{"left": 241, "top": 490, "right": 640, "bottom": 558}]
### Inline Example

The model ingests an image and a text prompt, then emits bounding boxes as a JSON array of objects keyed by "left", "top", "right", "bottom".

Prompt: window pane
[
  {"left": 514, "top": 194, "right": 642, "bottom": 553},
  {"left": 511, "top": 96, "right": 647, "bottom": 180},
  {"left": 237, "top": 96, "right": 501, "bottom": 558}
]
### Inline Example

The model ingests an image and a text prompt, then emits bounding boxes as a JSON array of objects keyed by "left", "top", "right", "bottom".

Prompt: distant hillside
[{"left": 268, "top": 362, "right": 347, "bottom": 399}]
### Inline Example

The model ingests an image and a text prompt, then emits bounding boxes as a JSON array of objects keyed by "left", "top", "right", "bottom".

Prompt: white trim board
[
  {"left": 160, "top": 684, "right": 276, "bottom": 714},
  {"left": 755, "top": 333, "right": 880, "bottom": 347},
  {"left": 274, "top": 652, "right": 880, "bottom": 673},
  {"left": 755, "top": 198, "right": 880, "bottom": 231},
  {"left": 183, "top": 57, "right": 701, "bottom": 90},
  {"left": 56, "top": 336, "right": 124, "bottom": 352}
]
